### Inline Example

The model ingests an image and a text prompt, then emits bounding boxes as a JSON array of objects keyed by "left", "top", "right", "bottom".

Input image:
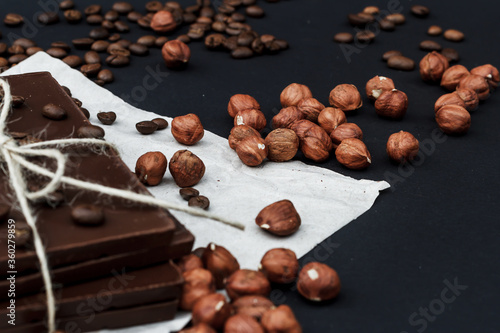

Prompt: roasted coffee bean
[
  {"left": 8, "top": 45, "right": 25, "bottom": 55},
  {"left": 251, "top": 37, "right": 264, "bottom": 54},
  {"left": 183, "top": 12, "right": 197, "bottom": 24},
  {"left": 84, "top": 51, "right": 101, "bottom": 64},
  {"left": 387, "top": 55, "right": 415, "bottom": 71},
  {"left": 127, "top": 11, "right": 142, "bottom": 22},
  {"left": 347, "top": 13, "right": 374, "bottom": 27},
  {"left": 242, "top": 0, "right": 256, "bottom": 5},
  {"left": 59, "top": 0, "right": 74, "bottom": 9},
  {"left": 214, "top": 13, "right": 228, "bottom": 22},
  {"left": 14, "top": 38, "right": 36, "bottom": 49},
  {"left": 129, "top": 43, "right": 149, "bottom": 56},
  {"left": 137, "top": 17, "right": 152, "bottom": 29},
  {"left": 200, "top": 7, "right": 215, "bottom": 18},
  {"left": 64, "top": 9, "right": 82, "bottom": 23},
  {"left": 51, "top": 41, "right": 71, "bottom": 52},
  {"left": 151, "top": 118, "right": 168, "bottom": 130},
  {"left": 444, "top": 29, "right": 464, "bottom": 42},
  {"left": 80, "top": 107, "right": 90, "bottom": 119},
  {"left": 218, "top": 4, "right": 236, "bottom": 15},
  {"left": 113, "top": 2, "right": 134, "bottom": 14},
  {"left": 334, "top": 32, "right": 354, "bottom": 43},
  {"left": 71, "top": 204, "right": 105, "bottom": 226},
  {"left": 246, "top": 5, "right": 265, "bottom": 18},
  {"left": 81, "top": 63, "right": 102, "bottom": 77},
  {"left": 46, "top": 47, "right": 68, "bottom": 59},
  {"left": 382, "top": 50, "right": 402, "bottom": 62},
  {"left": 62, "top": 86, "right": 72, "bottom": 96},
  {"left": 87, "top": 14, "right": 103, "bottom": 25},
  {"left": 385, "top": 13, "right": 405, "bottom": 25},
  {"left": 117, "top": 39, "right": 132, "bottom": 48},
  {"left": 42, "top": 103, "right": 67, "bottom": 120},
  {"left": 146, "top": 1, "right": 164, "bottom": 12},
  {"left": 224, "top": 36, "right": 239, "bottom": 51},
  {"left": 427, "top": 25, "right": 442, "bottom": 36},
  {"left": 62, "top": 55, "right": 83, "bottom": 68},
  {"left": 274, "top": 39, "right": 289, "bottom": 50},
  {"left": 356, "top": 31, "right": 376, "bottom": 43},
  {"left": 114, "top": 20, "right": 130, "bottom": 32},
  {"left": 226, "top": 0, "right": 242, "bottom": 6},
  {"left": 108, "top": 46, "right": 131, "bottom": 57},
  {"left": 378, "top": 18, "right": 395, "bottom": 31},
  {"left": 104, "top": 10, "right": 119, "bottom": 22},
  {"left": 232, "top": 46, "right": 253, "bottom": 59},
  {"left": 0, "top": 43, "right": 7, "bottom": 55},
  {"left": 155, "top": 36, "right": 169, "bottom": 48},
  {"left": 137, "top": 35, "right": 156, "bottom": 47},
  {"left": 136, "top": 120, "right": 158, "bottom": 134},
  {"left": 8, "top": 54, "right": 27, "bottom": 64},
  {"left": 12, "top": 95, "right": 25, "bottom": 107},
  {"left": 0, "top": 204, "right": 10, "bottom": 223},
  {"left": 197, "top": 16, "right": 213, "bottom": 25},
  {"left": 15, "top": 221, "right": 32, "bottom": 247},
  {"left": 237, "top": 31, "right": 256, "bottom": 46},
  {"left": 85, "top": 5, "right": 102, "bottom": 16},
  {"left": 230, "top": 12, "right": 246, "bottom": 22},
  {"left": 106, "top": 54, "right": 130, "bottom": 67},
  {"left": 109, "top": 33, "right": 121, "bottom": 42},
  {"left": 212, "top": 21, "right": 227, "bottom": 32},
  {"left": 73, "top": 98, "right": 83, "bottom": 107},
  {"left": 180, "top": 187, "right": 199, "bottom": 201},
  {"left": 97, "top": 111, "right": 117, "bottom": 125},
  {"left": 91, "top": 40, "right": 110, "bottom": 52},
  {"left": 101, "top": 20, "right": 115, "bottom": 30},
  {"left": 38, "top": 12, "right": 59, "bottom": 25},
  {"left": 411, "top": 5, "right": 430, "bottom": 17},
  {"left": 26, "top": 46, "right": 43, "bottom": 56},
  {"left": 73, "top": 38, "right": 95, "bottom": 50},
  {"left": 95, "top": 79, "right": 106, "bottom": 86},
  {"left": 188, "top": 196, "right": 210, "bottom": 210},
  {"left": 205, "top": 33, "right": 226, "bottom": 50},
  {"left": 77, "top": 124, "right": 105, "bottom": 139},
  {"left": 441, "top": 48, "right": 460, "bottom": 63},
  {"left": 0, "top": 58, "right": 7, "bottom": 67},
  {"left": 420, "top": 40, "right": 442, "bottom": 51},
  {"left": 89, "top": 27, "right": 110, "bottom": 40},
  {"left": 4, "top": 14, "right": 24, "bottom": 26},
  {"left": 187, "top": 28, "right": 205, "bottom": 40},
  {"left": 165, "top": 2, "right": 182, "bottom": 10},
  {"left": 97, "top": 69, "right": 114, "bottom": 83}
]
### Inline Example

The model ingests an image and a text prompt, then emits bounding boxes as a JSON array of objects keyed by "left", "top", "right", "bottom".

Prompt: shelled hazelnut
[
  {"left": 365, "top": 75, "right": 395, "bottom": 100},
  {"left": 291, "top": 120, "right": 333, "bottom": 162},
  {"left": 435, "top": 105, "right": 471, "bottom": 135},
  {"left": 169, "top": 150, "right": 205, "bottom": 188},
  {"left": 457, "top": 74, "right": 490, "bottom": 100},
  {"left": 228, "top": 125, "right": 261, "bottom": 150},
  {"left": 228, "top": 94, "right": 261, "bottom": 118},
  {"left": 202, "top": 243, "right": 240, "bottom": 289},
  {"left": 335, "top": 138, "right": 371, "bottom": 170},
  {"left": 180, "top": 268, "right": 216, "bottom": 311},
  {"left": 329, "top": 84, "right": 363, "bottom": 111},
  {"left": 162, "top": 40, "right": 191, "bottom": 69},
  {"left": 296, "top": 97, "right": 325, "bottom": 122},
  {"left": 434, "top": 92, "right": 467, "bottom": 113},
  {"left": 374, "top": 89, "right": 408, "bottom": 119},
  {"left": 280, "top": 83, "right": 313, "bottom": 107},
  {"left": 179, "top": 323, "right": 216, "bottom": 333},
  {"left": 225, "top": 269, "right": 271, "bottom": 300},
  {"left": 192, "top": 293, "right": 233, "bottom": 330},
  {"left": 261, "top": 305, "right": 302, "bottom": 333},
  {"left": 272, "top": 106, "right": 305, "bottom": 129},
  {"left": 419, "top": 51, "right": 449, "bottom": 82},
  {"left": 455, "top": 88, "right": 479, "bottom": 112},
  {"left": 470, "top": 64, "right": 499, "bottom": 90},
  {"left": 171, "top": 113, "right": 204, "bottom": 145},
  {"left": 234, "top": 109, "right": 267, "bottom": 131},
  {"left": 224, "top": 314, "right": 264, "bottom": 333},
  {"left": 259, "top": 248, "right": 299, "bottom": 284},
  {"left": 264, "top": 129, "right": 299, "bottom": 162},
  {"left": 330, "top": 123, "right": 363, "bottom": 149},
  {"left": 151, "top": 10, "right": 177, "bottom": 33},
  {"left": 255, "top": 199, "right": 301, "bottom": 236},
  {"left": 235, "top": 135, "right": 268, "bottom": 166},
  {"left": 317, "top": 107, "right": 346, "bottom": 135},
  {"left": 135, "top": 151, "right": 168, "bottom": 186},
  {"left": 297, "top": 262, "right": 341, "bottom": 302},
  {"left": 386, "top": 131, "right": 420, "bottom": 163},
  {"left": 232, "top": 296, "right": 275, "bottom": 321},
  {"left": 440, "top": 65, "right": 470, "bottom": 91}
]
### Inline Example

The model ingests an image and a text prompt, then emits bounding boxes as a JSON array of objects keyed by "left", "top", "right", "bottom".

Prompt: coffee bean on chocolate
[
  {"left": 356, "top": 31, "right": 375, "bottom": 43},
  {"left": 90, "top": 27, "right": 110, "bottom": 40},
  {"left": 411, "top": 5, "right": 430, "bottom": 17},
  {"left": 8, "top": 45, "right": 25, "bottom": 55},
  {"left": 42, "top": 103, "right": 67, "bottom": 120},
  {"left": 77, "top": 124, "right": 105, "bottom": 139},
  {"left": 180, "top": 188, "right": 200, "bottom": 201},
  {"left": 378, "top": 18, "right": 395, "bottom": 31},
  {"left": 73, "top": 38, "right": 95, "bottom": 50},
  {"left": 81, "top": 63, "right": 102, "bottom": 77},
  {"left": 97, "top": 111, "right": 117, "bottom": 125},
  {"left": 15, "top": 221, "right": 32, "bottom": 248},
  {"left": 113, "top": 2, "right": 134, "bottom": 14},
  {"left": 64, "top": 9, "right": 83, "bottom": 23},
  {"left": 59, "top": 0, "right": 74, "bottom": 10},
  {"left": 387, "top": 55, "right": 415, "bottom": 71},
  {"left": 188, "top": 196, "right": 210, "bottom": 210},
  {"left": 46, "top": 47, "right": 68, "bottom": 59},
  {"left": 155, "top": 36, "right": 169, "bottom": 48},
  {"left": 0, "top": 203, "right": 9, "bottom": 223},
  {"left": 382, "top": 50, "right": 402, "bottom": 62},
  {"left": 51, "top": 41, "right": 71, "bottom": 52},
  {"left": 419, "top": 40, "right": 442, "bottom": 51},
  {"left": 129, "top": 43, "right": 149, "bottom": 56},
  {"left": 71, "top": 204, "right": 105, "bottom": 226},
  {"left": 4, "top": 13, "right": 24, "bottom": 26},
  {"left": 114, "top": 21, "right": 130, "bottom": 32},
  {"left": 91, "top": 40, "right": 110, "bottom": 52},
  {"left": 85, "top": 5, "right": 102, "bottom": 16},
  {"left": 73, "top": 98, "right": 83, "bottom": 107},
  {"left": 246, "top": 5, "right": 265, "bottom": 18},
  {"left": 8, "top": 54, "right": 27, "bottom": 64},
  {"left": 136, "top": 120, "right": 158, "bottom": 134},
  {"left": 205, "top": 33, "right": 226, "bottom": 50},
  {"left": 62, "top": 55, "right": 83, "bottom": 68},
  {"left": 38, "top": 12, "right": 60, "bottom": 25},
  {"left": 151, "top": 118, "right": 168, "bottom": 130},
  {"left": 137, "top": 35, "right": 156, "bottom": 47},
  {"left": 80, "top": 107, "right": 90, "bottom": 119},
  {"left": 231, "top": 46, "right": 253, "bottom": 59},
  {"left": 334, "top": 32, "right": 354, "bottom": 43},
  {"left": 87, "top": 14, "right": 104, "bottom": 25},
  {"left": 84, "top": 51, "right": 101, "bottom": 64},
  {"left": 441, "top": 48, "right": 460, "bottom": 63},
  {"left": 62, "top": 86, "right": 72, "bottom": 96},
  {"left": 177, "top": 35, "right": 191, "bottom": 44},
  {"left": 14, "top": 38, "right": 36, "bottom": 49},
  {"left": 146, "top": 1, "right": 164, "bottom": 12},
  {"left": 127, "top": 11, "right": 142, "bottom": 22},
  {"left": 12, "top": 95, "right": 25, "bottom": 107},
  {"left": 97, "top": 69, "right": 114, "bottom": 83}
]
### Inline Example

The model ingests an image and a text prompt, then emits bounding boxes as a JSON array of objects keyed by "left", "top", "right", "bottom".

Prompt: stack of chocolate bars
[{"left": 0, "top": 72, "right": 194, "bottom": 332}]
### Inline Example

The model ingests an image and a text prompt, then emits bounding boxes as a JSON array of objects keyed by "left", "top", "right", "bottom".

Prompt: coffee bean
[
  {"left": 8, "top": 54, "right": 27, "bottom": 64},
  {"left": 51, "top": 41, "right": 71, "bottom": 52},
  {"left": 137, "top": 35, "right": 156, "bottom": 47},
  {"left": 378, "top": 18, "right": 395, "bottom": 31},
  {"left": 73, "top": 98, "right": 83, "bottom": 107},
  {"left": 12, "top": 95, "right": 25, "bottom": 107},
  {"left": 179, "top": 187, "right": 199, "bottom": 201},
  {"left": 242, "top": 0, "right": 256, "bottom": 5},
  {"left": 136, "top": 120, "right": 158, "bottom": 134},
  {"left": 146, "top": 1, "right": 164, "bottom": 12},
  {"left": 90, "top": 27, "right": 110, "bottom": 40},
  {"left": 62, "top": 86, "right": 72, "bottom": 96},
  {"left": 8, "top": 45, "right": 25, "bottom": 55},
  {"left": 26, "top": 47, "right": 44, "bottom": 56},
  {"left": 205, "top": 33, "right": 226, "bottom": 50},
  {"left": 275, "top": 39, "right": 289, "bottom": 50},
  {"left": 385, "top": 13, "right": 406, "bottom": 25},
  {"left": 188, "top": 196, "right": 210, "bottom": 210},
  {"left": 347, "top": 12, "right": 374, "bottom": 27},
  {"left": 382, "top": 50, "right": 402, "bottom": 62},
  {"left": 444, "top": 29, "right": 464, "bottom": 42},
  {"left": 387, "top": 55, "right": 415, "bottom": 71},
  {"left": 95, "top": 79, "right": 105, "bottom": 85},
  {"left": 177, "top": 35, "right": 191, "bottom": 44},
  {"left": 62, "top": 55, "right": 83, "bottom": 68},
  {"left": 226, "top": 0, "right": 242, "bottom": 6},
  {"left": 106, "top": 54, "right": 130, "bottom": 67},
  {"left": 251, "top": 37, "right": 264, "bottom": 54},
  {"left": 117, "top": 39, "right": 132, "bottom": 48},
  {"left": 356, "top": 31, "right": 375, "bottom": 43},
  {"left": 71, "top": 204, "right": 105, "bottom": 226},
  {"left": 91, "top": 40, "right": 110, "bottom": 52},
  {"left": 411, "top": 5, "right": 430, "bottom": 17},
  {"left": 85, "top": 5, "right": 102, "bottom": 16},
  {"left": 155, "top": 36, "right": 169, "bottom": 48},
  {"left": 441, "top": 48, "right": 460, "bottom": 63},
  {"left": 42, "top": 103, "right": 67, "bottom": 120},
  {"left": 87, "top": 14, "right": 104, "bottom": 25},
  {"left": 260, "top": 34, "right": 275, "bottom": 48},
  {"left": 73, "top": 38, "right": 95, "bottom": 50},
  {"left": 212, "top": 21, "right": 227, "bottom": 32},
  {"left": 4, "top": 14, "right": 24, "bottom": 26},
  {"left": 200, "top": 7, "right": 215, "bottom": 18},
  {"left": 419, "top": 40, "right": 442, "bottom": 51},
  {"left": 84, "top": 50, "right": 101, "bottom": 64},
  {"left": 334, "top": 32, "right": 354, "bottom": 43},
  {"left": 46, "top": 47, "right": 68, "bottom": 59},
  {"left": 197, "top": 16, "right": 213, "bottom": 25},
  {"left": 151, "top": 118, "right": 168, "bottom": 130},
  {"left": 230, "top": 12, "right": 246, "bottom": 22},
  {"left": 127, "top": 11, "right": 142, "bottom": 22},
  {"left": 0, "top": 203, "right": 10, "bottom": 223},
  {"left": 80, "top": 107, "right": 90, "bottom": 119},
  {"left": 183, "top": 12, "right": 197, "bottom": 24},
  {"left": 129, "top": 43, "right": 149, "bottom": 56},
  {"left": 113, "top": 2, "right": 134, "bottom": 14},
  {"left": 101, "top": 20, "right": 115, "bottom": 30},
  {"left": 38, "top": 12, "right": 59, "bottom": 25},
  {"left": 14, "top": 38, "right": 36, "bottom": 49},
  {"left": 108, "top": 46, "right": 131, "bottom": 57},
  {"left": 114, "top": 21, "right": 130, "bottom": 32},
  {"left": 246, "top": 5, "right": 265, "bottom": 18},
  {"left": 97, "top": 69, "right": 114, "bottom": 83},
  {"left": 109, "top": 34, "right": 121, "bottom": 42},
  {"left": 97, "top": 111, "right": 117, "bottom": 125},
  {"left": 77, "top": 124, "right": 105, "bottom": 139},
  {"left": 81, "top": 63, "right": 102, "bottom": 77},
  {"left": 0, "top": 43, "right": 7, "bottom": 54},
  {"left": 237, "top": 31, "right": 256, "bottom": 46},
  {"left": 15, "top": 221, "right": 32, "bottom": 247},
  {"left": 0, "top": 58, "right": 7, "bottom": 67},
  {"left": 188, "top": 27, "right": 205, "bottom": 40},
  {"left": 59, "top": 0, "right": 74, "bottom": 10},
  {"left": 427, "top": 25, "right": 442, "bottom": 36},
  {"left": 224, "top": 36, "right": 239, "bottom": 51},
  {"left": 64, "top": 9, "right": 82, "bottom": 23},
  {"left": 137, "top": 17, "right": 152, "bottom": 29},
  {"left": 231, "top": 46, "right": 253, "bottom": 59},
  {"left": 219, "top": 4, "right": 236, "bottom": 15}
]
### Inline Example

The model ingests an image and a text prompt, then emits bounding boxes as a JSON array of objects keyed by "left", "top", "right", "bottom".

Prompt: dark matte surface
[{"left": 1, "top": 0, "right": 499, "bottom": 332}]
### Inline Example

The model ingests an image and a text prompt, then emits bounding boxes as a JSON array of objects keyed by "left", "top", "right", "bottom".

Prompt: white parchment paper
[{"left": 2, "top": 53, "right": 389, "bottom": 332}]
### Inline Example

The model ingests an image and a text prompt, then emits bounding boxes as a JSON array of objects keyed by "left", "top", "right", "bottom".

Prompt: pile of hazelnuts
[{"left": 176, "top": 242, "right": 340, "bottom": 332}]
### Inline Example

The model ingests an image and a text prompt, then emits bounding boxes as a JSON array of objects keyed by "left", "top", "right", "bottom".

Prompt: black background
[{"left": 2, "top": 0, "right": 500, "bottom": 332}]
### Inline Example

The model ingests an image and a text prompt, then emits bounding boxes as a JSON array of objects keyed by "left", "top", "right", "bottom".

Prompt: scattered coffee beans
[
  {"left": 334, "top": 32, "right": 354, "bottom": 44},
  {"left": 180, "top": 188, "right": 200, "bottom": 201},
  {"left": 97, "top": 111, "right": 117, "bottom": 125},
  {"left": 427, "top": 25, "right": 442, "bottom": 36},
  {"left": 151, "top": 118, "right": 169, "bottom": 130},
  {"left": 444, "top": 29, "right": 465, "bottom": 42},
  {"left": 387, "top": 55, "right": 415, "bottom": 71},
  {"left": 136, "top": 120, "right": 158, "bottom": 134},
  {"left": 411, "top": 5, "right": 430, "bottom": 17},
  {"left": 382, "top": 50, "right": 402, "bottom": 62},
  {"left": 188, "top": 196, "right": 210, "bottom": 210},
  {"left": 419, "top": 40, "right": 442, "bottom": 52}
]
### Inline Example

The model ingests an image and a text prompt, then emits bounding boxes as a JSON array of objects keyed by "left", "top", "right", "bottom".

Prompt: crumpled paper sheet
[{"left": 2, "top": 52, "right": 389, "bottom": 332}]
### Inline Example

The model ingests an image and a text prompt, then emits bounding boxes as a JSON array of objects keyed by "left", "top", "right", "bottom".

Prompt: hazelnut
[
  {"left": 455, "top": 88, "right": 479, "bottom": 112},
  {"left": 235, "top": 135, "right": 268, "bottom": 166},
  {"left": 255, "top": 199, "right": 301, "bottom": 236},
  {"left": 280, "top": 83, "right": 313, "bottom": 107},
  {"left": 259, "top": 248, "right": 299, "bottom": 284},
  {"left": 365, "top": 75, "right": 396, "bottom": 100},
  {"left": 335, "top": 138, "right": 371, "bottom": 170},
  {"left": 225, "top": 269, "right": 271, "bottom": 300},
  {"left": 317, "top": 107, "right": 346, "bottom": 135},
  {"left": 470, "top": 64, "right": 499, "bottom": 91},
  {"left": 457, "top": 74, "right": 490, "bottom": 100},
  {"left": 179, "top": 323, "right": 216, "bottom": 333},
  {"left": 169, "top": 150, "right": 205, "bottom": 188},
  {"left": 435, "top": 105, "right": 471, "bottom": 135},
  {"left": 271, "top": 106, "right": 305, "bottom": 129},
  {"left": 440, "top": 65, "right": 470, "bottom": 91},
  {"left": 171, "top": 113, "right": 204, "bottom": 145},
  {"left": 291, "top": 120, "right": 333, "bottom": 162},
  {"left": 202, "top": 243, "right": 240, "bottom": 289},
  {"left": 296, "top": 97, "right": 325, "bottom": 122},
  {"left": 178, "top": 254, "right": 204, "bottom": 273},
  {"left": 151, "top": 10, "right": 177, "bottom": 33},
  {"left": 224, "top": 314, "right": 264, "bottom": 333},
  {"left": 135, "top": 151, "right": 168, "bottom": 186},
  {"left": 234, "top": 109, "right": 267, "bottom": 132},
  {"left": 232, "top": 296, "right": 275, "bottom": 321},
  {"left": 228, "top": 125, "right": 261, "bottom": 150},
  {"left": 374, "top": 89, "right": 408, "bottom": 119},
  {"left": 386, "top": 131, "right": 420, "bottom": 163},
  {"left": 228, "top": 94, "right": 261, "bottom": 118},
  {"left": 261, "top": 305, "right": 302, "bottom": 333},
  {"left": 297, "top": 262, "right": 341, "bottom": 302},
  {"left": 264, "top": 129, "right": 299, "bottom": 162},
  {"left": 192, "top": 293, "right": 233, "bottom": 330},
  {"left": 180, "top": 268, "right": 216, "bottom": 311},
  {"left": 328, "top": 84, "right": 363, "bottom": 112},
  {"left": 330, "top": 123, "right": 363, "bottom": 149},
  {"left": 419, "top": 51, "right": 449, "bottom": 82},
  {"left": 162, "top": 40, "right": 191, "bottom": 69},
  {"left": 434, "top": 92, "right": 466, "bottom": 113}
]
